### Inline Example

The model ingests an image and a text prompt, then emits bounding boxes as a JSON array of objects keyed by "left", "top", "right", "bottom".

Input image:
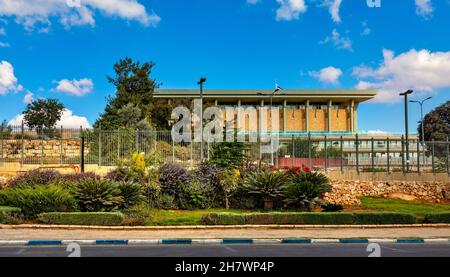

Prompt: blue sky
[{"left": 0, "top": 0, "right": 449, "bottom": 134}]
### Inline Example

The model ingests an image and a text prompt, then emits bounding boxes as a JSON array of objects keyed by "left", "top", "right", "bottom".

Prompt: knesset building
[{"left": 154, "top": 89, "right": 377, "bottom": 137}]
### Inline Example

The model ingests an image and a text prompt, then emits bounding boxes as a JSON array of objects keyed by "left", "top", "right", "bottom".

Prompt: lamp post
[
  {"left": 410, "top": 96, "right": 432, "bottom": 166},
  {"left": 400, "top": 89, "right": 413, "bottom": 172},
  {"left": 258, "top": 87, "right": 284, "bottom": 166},
  {"left": 197, "top": 77, "right": 206, "bottom": 161}
]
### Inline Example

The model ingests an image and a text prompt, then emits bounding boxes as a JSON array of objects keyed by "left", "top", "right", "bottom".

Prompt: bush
[
  {"left": 242, "top": 171, "right": 288, "bottom": 210},
  {"left": 6, "top": 169, "right": 61, "bottom": 187},
  {"left": 284, "top": 171, "right": 332, "bottom": 211},
  {"left": 0, "top": 186, "right": 77, "bottom": 219},
  {"left": 424, "top": 212, "right": 450, "bottom": 223},
  {"left": 37, "top": 212, "right": 125, "bottom": 226},
  {"left": 321, "top": 203, "right": 344, "bottom": 212},
  {"left": 73, "top": 179, "right": 123, "bottom": 212},
  {"left": 159, "top": 163, "right": 191, "bottom": 199},
  {"left": 105, "top": 167, "right": 144, "bottom": 183},
  {"left": 209, "top": 142, "right": 247, "bottom": 169},
  {"left": 122, "top": 205, "right": 153, "bottom": 226},
  {"left": 60, "top": 172, "right": 102, "bottom": 182},
  {"left": 0, "top": 206, "right": 23, "bottom": 224},
  {"left": 116, "top": 181, "right": 145, "bottom": 209},
  {"left": 202, "top": 212, "right": 417, "bottom": 225}
]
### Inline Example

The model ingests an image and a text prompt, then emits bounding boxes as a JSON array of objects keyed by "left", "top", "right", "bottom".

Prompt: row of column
[{"left": 215, "top": 99, "right": 358, "bottom": 133}]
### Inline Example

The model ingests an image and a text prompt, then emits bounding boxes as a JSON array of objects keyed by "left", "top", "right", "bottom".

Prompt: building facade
[{"left": 154, "top": 89, "right": 377, "bottom": 136}]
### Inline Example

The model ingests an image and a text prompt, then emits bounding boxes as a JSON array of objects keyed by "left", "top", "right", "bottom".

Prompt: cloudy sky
[{"left": 0, "top": 0, "right": 449, "bottom": 132}]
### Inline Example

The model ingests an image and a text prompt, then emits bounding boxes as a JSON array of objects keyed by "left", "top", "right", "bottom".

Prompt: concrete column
[
  {"left": 350, "top": 100, "right": 355, "bottom": 133},
  {"left": 237, "top": 99, "right": 242, "bottom": 131},
  {"left": 214, "top": 99, "right": 218, "bottom": 106},
  {"left": 327, "top": 100, "right": 332, "bottom": 132},
  {"left": 259, "top": 99, "right": 265, "bottom": 132},
  {"left": 305, "top": 100, "right": 310, "bottom": 132},
  {"left": 283, "top": 99, "right": 287, "bottom": 132},
  {"left": 354, "top": 103, "right": 359, "bottom": 132}
]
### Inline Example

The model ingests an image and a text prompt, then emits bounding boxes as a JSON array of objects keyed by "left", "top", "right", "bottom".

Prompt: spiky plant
[{"left": 243, "top": 170, "right": 289, "bottom": 210}]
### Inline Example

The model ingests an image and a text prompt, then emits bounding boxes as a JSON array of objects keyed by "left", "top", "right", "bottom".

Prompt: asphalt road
[{"left": 0, "top": 243, "right": 449, "bottom": 257}]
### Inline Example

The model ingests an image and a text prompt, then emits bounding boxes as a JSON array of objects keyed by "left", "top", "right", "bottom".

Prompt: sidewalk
[{"left": 1, "top": 225, "right": 449, "bottom": 240}]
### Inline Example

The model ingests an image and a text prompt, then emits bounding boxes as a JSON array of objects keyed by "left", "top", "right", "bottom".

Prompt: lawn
[{"left": 359, "top": 197, "right": 450, "bottom": 217}]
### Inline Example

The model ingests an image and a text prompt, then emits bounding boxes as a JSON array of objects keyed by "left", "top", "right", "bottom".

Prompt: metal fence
[{"left": 0, "top": 125, "right": 449, "bottom": 174}]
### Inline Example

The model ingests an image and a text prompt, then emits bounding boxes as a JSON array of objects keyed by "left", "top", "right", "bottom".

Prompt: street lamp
[
  {"left": 257, "top": 86, "right": 284, "bottom": 166},
  {"left": 409, "top": 97, "right": 432, "bottom": 144},
  {"left": 197, "top": 77, "right": 206, "bottom": 161},
  {"left": 399, "top": 89, "right": 413, "bottom": 172}
]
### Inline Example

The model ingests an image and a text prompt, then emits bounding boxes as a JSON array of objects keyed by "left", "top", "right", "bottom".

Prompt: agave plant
[
  {"left": 116, "top": 181, "right": 145, "bottom": 209},
  {"left": 243, "top": 170, "right": 289, "bottom": 210},
  {"left": 284, "top": 171, "right": 332, "bottom": 211}
]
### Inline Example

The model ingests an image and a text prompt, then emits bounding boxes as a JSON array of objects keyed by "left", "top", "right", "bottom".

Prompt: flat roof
[{"left": 154, "top": 89, "right": 377, "bottom": 102}]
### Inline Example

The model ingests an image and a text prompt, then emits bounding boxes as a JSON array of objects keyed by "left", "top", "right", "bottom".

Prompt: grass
[
  {"left": 144, "top": 209, "right": 252, "bottom": 226},
  {"left": 359, "top": 197, "right": 450, "bottom": 217}
]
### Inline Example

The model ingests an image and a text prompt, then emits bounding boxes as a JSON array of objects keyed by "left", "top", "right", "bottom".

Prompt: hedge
[
  {"left": 0, "top": 206, "right": 22, "bottom": 224},
  {"left": 424, "top": 213, "right": 450, "bottom": 223},
  {"left": 37, "top": 212, "right": 125, "bottom": 226},
  {"left": 202, "top": 212, "right": 417, "bottom": 225}
]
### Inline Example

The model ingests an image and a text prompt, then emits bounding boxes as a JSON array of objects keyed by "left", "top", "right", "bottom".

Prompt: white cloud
[
  {"left": 275, "top": 0, "right": 307, "bottom": 21},
  {"left": 353, "top": 49, "right": 450, "bottom": 103},
  {"left": 246, "top": 0, "right": 260, "bottom": 4},
  {"left": 320, "top": 29, "right": 353, "bottom": 51},
  {"left": 415, "top": 0, "right": 433, "bottom": 18},
  {"left": 0, "top": 27, "right": 5, "bottom": 35},
  {"left": 309, "top": 66, "right": 343, "bottom": 84},
  {"left": 23, "top": 91, "right": 33, "bottom": 104},
  {"left": 54, "top": 78, "right": 93, "bottom": 96},
  {"left": 321, "top": 0, "right": 342, "bottom": 23},
  {"left": 0, "top": 41, "right": 10, "bottom": 47},
  {"left": 0, "top": 0, "right": 161, "bottom": 31},
  {"left": 8, "top": 108, "right": 91, "bottom": 128},
  {"left": 0, "top": 60, "right": 23, "bottom": 95},
  {"left": 361, "top": 21, "right": 371, "bottom": 36}
]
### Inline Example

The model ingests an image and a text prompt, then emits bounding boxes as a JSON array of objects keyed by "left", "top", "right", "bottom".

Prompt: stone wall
[
  {"left": 1, "top": 140, "right": 87, "bottom": 163},
  {"left": 327, "top": 179, "right": 450, "bottom": 205}
]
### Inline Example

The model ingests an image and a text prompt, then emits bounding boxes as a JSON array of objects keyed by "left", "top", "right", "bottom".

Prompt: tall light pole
[
  {"left": 400, "top": 89, "right": 413, "bottom": 172},
  {"left": 258, "top": 86, "right": 283, "bottom": 166},
  {"left": 198, "top": 77, "right": 206, "bottom": 161},
  {"left": 409, "top": 97, "right": 432, "bottom": 145}
]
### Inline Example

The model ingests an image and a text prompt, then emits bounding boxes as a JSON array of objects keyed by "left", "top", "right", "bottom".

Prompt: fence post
[
  {"left": 60, "top": 126, "right": 63, "bottom": 165},
  {"left": 355, "top": 134, "right": 359, "bottom": 174},
  {"left": 0, "top": 126, "right": 3, "bottom": 166},
  {"left": 308, "top": 132, "right": 312, "bottom": 169},
  {"left": 117, "top": 130, "right": 120, "bottom": 163},
  {"left": 324, "top": 135, "right": 328, "bottom": 172},
  {"left": 135, "top": 130, "right": 139, "bottom": 152},
  {"left": 431, "top": 139, "right": 435, "bottom": 174},
  {"left": 401, "top": 135, "right": 405, "bottom": 174},
  {"left": 340, "top": 136, "right": 343, "bottom": 173},
  {"left": 386, "top": 137, "right": 390, "bottom": 174},
  {"left": 98, "top": 128, "right": 102, "bottom": 167},
  {"left": 20, "top": 120, "right": 24, "bottom": 168},
  {"left": 40, "top": 135, "right": 44, "bottom": 166},
  {"left": 417, "top": 139, "right": 420, "bottom": 173},
  {"left": 172, "top": 135, "right": 175, "bottom": 163},
  {"left": 371, "top": 137, "right": 374, "bottom": 172},
  {"left": 291, "top": 135, "right": 295, "bottom": 168},
  {"left": 80, "top": 134, "right": 85, "bottom": 173}
]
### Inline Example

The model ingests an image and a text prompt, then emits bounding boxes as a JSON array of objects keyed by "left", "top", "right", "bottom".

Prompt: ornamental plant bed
[{"left": 37, "top": 212, "right": 125, "bottom": 226}]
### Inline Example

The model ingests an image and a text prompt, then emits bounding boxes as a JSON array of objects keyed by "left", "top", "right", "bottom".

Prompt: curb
[
  {"left": 1, "top": 224, "right": 450, "bottom": 231},
  {"left": 1, "top": 238, "right": 448, "bottom": 246}
]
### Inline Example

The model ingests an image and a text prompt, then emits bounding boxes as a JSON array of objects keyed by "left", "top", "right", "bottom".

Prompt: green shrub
[
  {"left": 122, "top": 205, "right": 153, "bottom": 226},
  {"left": 0, "top": 206, "right": 23, "bottom": 224},
  {"left": 159, "top": 163, "right": 191, "bottom": 198},
  {"left": 284, "top": 171, "right": 332, "bottom": 211},
  {"left": 202, "top": 212, "right": 416, "bottom": 225},
  {"left": 116, "top": 181, "right": 145, "bottom": 209},
  {"left": 37, "top": 212, "right": 125, "bottom": 226},
  {"left": 209, "top": 142, "right": 248, "bottom": 169},
  {"left": 73, "top": 179, "right": 123, "bottom": 212},
  {"left": 0, "top": 186, "right": 77, "bottom": 219},
  {"left": 321, "top": 203, "right": 344, "bottom": 212},
  {"left": 424, "top": 212, "right": 450, "bottom": 223},
  {"left": 242, "top": 171, "right": 288, "bottom": 210}
]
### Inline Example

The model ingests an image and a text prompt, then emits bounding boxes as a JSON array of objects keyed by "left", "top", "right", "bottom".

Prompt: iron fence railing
[{"left": 0, "top": 125, "right": 449, "bottom": 174}]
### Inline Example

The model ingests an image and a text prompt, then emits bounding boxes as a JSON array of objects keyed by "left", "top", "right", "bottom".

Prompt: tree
[
  {"left": 210, "top": 141, "right": 248, "bottom": 169},
  {"left": 94, "top": 58, "right": 159, "bottom": 130},
  {"left": 418, "top": 101, "right": 449, "bottom": 142},
  {"left": 0, "top": 120, "right": 12, "bottom": 137},
  {"left": 418, "top": 101, "right": 449, "bottom": 158},
  {"left": 23, "top": 99, "right": 65, "bottom": 135}
]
